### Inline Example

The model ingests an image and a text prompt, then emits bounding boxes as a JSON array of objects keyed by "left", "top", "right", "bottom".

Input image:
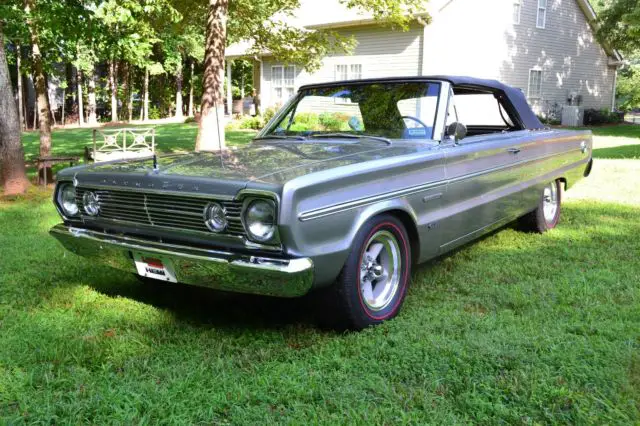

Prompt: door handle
[{"left": 507, "top": 148, "right": 521, "bottom": 154}]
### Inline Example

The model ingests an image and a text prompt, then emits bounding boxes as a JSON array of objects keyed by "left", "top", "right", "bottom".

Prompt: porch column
[
  {"left": 252, "top": 59, "right": 262, "bottom": 116},
  {"left": 226, "top": 59, "right": 233, "bottom": 116}
]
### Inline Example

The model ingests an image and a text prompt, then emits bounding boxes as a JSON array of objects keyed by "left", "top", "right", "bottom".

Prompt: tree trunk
[
  {"left": 25, "top": 0, "right": 53, "bottom": 184},
  {"left": 61, "top": 87, "right": 65, "bottom": 125},
  {"left": 0, "top": 24, "right": 29, "bottom": 195},
  {"left": 143, "top": 68, "right": 149, "bottom": 121},
  {"left": 109, "top": 59, "right": 118, "bottom": 122},
  {"left": 188, "top": 60, "right": 195, "bottom": 117},
  {"left": 16, "top": 43, "right": 24, "bottom": 131},
  {"left": 32, "top": 92, "right": 37, "bottom": 130},
  {"left": 46, "top": 75, "right": 56, "bottom": 127},
  {"left": 65, "top": 62, "right": 74, "bottom": 119},
  {"left": 77, "top": 67, "right": 85, "bottom": 126},
  {"left": 126, "top": 65, "right": 133, "bottom": 122},
  {"left": 175, "top": 58, "right": 183, "bottom": 119},
  {"left": 195, "top": 0, "right": 228, "bottom": 152},
  {"left": 87, "top": 68, "right": 97, "bottom": 125}
]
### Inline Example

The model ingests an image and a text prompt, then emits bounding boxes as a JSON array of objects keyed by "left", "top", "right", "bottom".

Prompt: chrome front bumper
[{"left": 50, "top": 224, "right": 314, "bottom": 297}]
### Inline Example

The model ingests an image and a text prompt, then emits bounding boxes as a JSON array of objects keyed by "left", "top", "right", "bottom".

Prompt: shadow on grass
[
  {"left": 90, "top": 277, "right": 320, "bottom": 330},
  {"left": 83, "top": 201, "right": 640, "bottom": 333},
  {"left": 593, "top": 144, "right": 640, "bottom": 159}
]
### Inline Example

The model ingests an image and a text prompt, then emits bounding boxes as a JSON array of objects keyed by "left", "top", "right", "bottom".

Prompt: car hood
[{"left": 69, "top": 141, "right": 432, "bottom": 195}]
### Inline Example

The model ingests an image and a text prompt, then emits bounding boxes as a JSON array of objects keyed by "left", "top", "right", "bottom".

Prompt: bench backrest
[{"left": 92, "top": 128, "right": 156, "bottom": 162}]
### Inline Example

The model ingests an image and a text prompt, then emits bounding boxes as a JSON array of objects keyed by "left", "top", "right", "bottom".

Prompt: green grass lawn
[
  {"left": 21, "top": 123, "right": 256, "bottom": 160},
  {"left": 1, "top": 125, "right": 639, "bottom": 423},
  {"left": 20, "top": 123, "right": 257, "bottom": 180},
  {"left": 579, "top": 124, "right": 640, "bottom": 160}
]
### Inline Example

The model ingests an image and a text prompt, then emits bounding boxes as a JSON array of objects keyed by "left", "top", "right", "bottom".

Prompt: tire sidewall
[{"left": 342, "top": 215, "right": 411, "bottom": 327}]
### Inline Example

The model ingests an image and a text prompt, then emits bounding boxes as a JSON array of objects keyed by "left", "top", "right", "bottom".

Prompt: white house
[{"left": 225, "top": 0, "right": 623, "bottom": 118}]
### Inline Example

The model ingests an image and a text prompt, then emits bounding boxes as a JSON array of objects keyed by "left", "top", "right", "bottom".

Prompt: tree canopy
[{"left": 595, "top": 0, "right": 640, "bottom": 110}]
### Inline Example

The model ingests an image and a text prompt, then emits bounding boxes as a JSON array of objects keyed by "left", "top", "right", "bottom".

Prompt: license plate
[{"left": 133, "top": 252, "right": 177, "bottom": 283}]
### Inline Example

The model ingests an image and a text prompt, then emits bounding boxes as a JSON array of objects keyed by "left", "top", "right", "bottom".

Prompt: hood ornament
[{"left": 152, "top": 153, "right": 159, "bottom": 172}]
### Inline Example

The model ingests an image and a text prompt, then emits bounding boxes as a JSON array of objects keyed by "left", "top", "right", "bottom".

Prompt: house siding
[
  {"left": 261, "top": 24, "right": 423, "bottom": 108},
  {"left": 253, "top": 0, "right": 616, "bottom": 113},
  {"left": 422, "top": 0, "right": 615, "bottom": 114},
  {"left": 508, "top": 0, "right": 615, "bottom": 113}
]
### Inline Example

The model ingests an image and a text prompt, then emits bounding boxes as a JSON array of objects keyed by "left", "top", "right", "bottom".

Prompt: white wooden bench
[{"left": 88, "top": 128, "right": 156, "bottom": 162}]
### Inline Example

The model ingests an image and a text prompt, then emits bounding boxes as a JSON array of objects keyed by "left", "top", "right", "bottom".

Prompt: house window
[
  {"left": 350, "top": 64, "right": 362, "bottom": 79},
  {"left": 513, "top": 1, "right": 521, "bottom": 24},
  {"left": 537, "top": 0, "right": 547, "bottom": 29},
  {"left": 528, "top": 69, "right": 543, "bottom": 98},
  {"left": 272, "top": 65, "right": 295, "bottom": 104},
  {"left": 335, "top": 64, "right": 363, "bottom": 81}
]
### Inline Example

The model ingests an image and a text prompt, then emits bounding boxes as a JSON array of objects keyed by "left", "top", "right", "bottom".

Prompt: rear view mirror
[
  {"left": 348, "top": 116, "right": 364, "bottom": 131},
  {"left": 446, "top": 122, "right": 467, "bottom": 142}
]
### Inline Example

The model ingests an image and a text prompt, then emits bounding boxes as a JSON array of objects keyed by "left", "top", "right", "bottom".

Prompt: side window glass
[{"left": 445, "top": 91, "right": 458, "bottom": 128}]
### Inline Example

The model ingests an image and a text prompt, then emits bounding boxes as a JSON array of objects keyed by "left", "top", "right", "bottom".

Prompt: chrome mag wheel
[
  {"left": 543, "top": 181, "right": 559, "bottom": 223},
  {"left": 360, "top": 230, "right": 402, "bottom": 311}
]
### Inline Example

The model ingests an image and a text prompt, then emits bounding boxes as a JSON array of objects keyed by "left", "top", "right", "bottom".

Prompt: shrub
[
  {"left": 289, "top": 112, "right": 320, "bottom": 132},
  {"left": 584, "top": 108, "right": 624, "bottom": 126},
  {"left": 536, "top": 114, "right": 560, "bottom": 126},
  {"left": 148, "top": 106, "right": 161, "bottom": 120},
  {"left": 318, "top": 112, "right": 347, "bottom": 131},
  {"left": 239, "top": 115, "right": 265, "bottom": 130},
  {"left": 263, "top": 106, "right": 279, "bottom": 123}
]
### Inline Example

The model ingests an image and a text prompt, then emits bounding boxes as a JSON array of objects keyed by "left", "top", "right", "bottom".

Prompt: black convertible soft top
[{"left": 300, "top": 75, "right": 544, "bottom": 130}]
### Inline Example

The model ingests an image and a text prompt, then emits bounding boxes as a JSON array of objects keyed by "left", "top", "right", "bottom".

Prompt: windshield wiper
[
  {"left": 308, "top": 133, "right": 392, "bottom": 145},
  {"left": 254, "top": 135, "right": 307, "bottom": 141}
]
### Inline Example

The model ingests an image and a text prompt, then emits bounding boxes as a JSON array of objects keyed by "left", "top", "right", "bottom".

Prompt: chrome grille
[{"left": 75, "top": 187, "right": 245, "bottom": 236}]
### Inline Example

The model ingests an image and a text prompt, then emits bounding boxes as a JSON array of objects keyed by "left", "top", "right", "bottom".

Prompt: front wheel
[
  {"left": 520, "top": 180, "right": 562, "bottom": 233},
  {"left": 323, "top": 214, "right": 412, "bottom": 330}
]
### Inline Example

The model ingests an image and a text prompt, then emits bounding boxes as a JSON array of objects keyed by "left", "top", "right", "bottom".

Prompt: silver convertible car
[{"left": 51, "top": 76, "right": 593, "bottom": 329}]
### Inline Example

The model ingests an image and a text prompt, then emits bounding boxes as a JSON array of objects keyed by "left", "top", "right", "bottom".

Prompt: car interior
[{"left": 446, "top": 86, "right": 525, "bottom": 139}]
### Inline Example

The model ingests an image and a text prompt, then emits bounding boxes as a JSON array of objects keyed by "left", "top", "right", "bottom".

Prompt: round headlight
[
  {"left": 204, "top": 202, "right": 228, "bottom": 233},
  {"left": 58, "top": 184, "right": 78, "bottom": 216},
  {"left": 83, "top": 191, "right": 100, "bottom": 216},
  {"left": 244, "top": 199, "right": 276, "bottom": 242}
]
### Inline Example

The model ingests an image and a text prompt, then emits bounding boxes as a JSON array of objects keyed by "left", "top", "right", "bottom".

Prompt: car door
[{"left": 436, "top": 91, "right": 529, "bottom": 253}]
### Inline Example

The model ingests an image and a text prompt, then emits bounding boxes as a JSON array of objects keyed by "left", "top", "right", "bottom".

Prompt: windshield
[{"left": 261, "top": 81, "right": 441, "bottom": 141}]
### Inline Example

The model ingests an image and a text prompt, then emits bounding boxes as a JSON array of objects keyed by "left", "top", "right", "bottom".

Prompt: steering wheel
[{"left": 401, "top": 115, "right": 430, "bottom": 129}]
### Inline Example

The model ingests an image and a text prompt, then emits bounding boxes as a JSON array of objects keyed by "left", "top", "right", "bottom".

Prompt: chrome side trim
[
  {"left": 298, "top": 180, "right": 446, "bottom": 221},
  {"left": 50, "top": 224, "right": 314, "bottom": 298},
  {"left": 298, "top": 148, "right": 582, "bottom": 221}
]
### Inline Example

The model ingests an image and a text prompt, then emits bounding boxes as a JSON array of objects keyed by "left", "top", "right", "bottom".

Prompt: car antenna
[{"left": 214, "top": 97, "right": 226, "bottom": 168}]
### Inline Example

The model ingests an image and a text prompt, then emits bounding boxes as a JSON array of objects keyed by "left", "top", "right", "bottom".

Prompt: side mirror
[{"left": 446, "top": 122, "right": 467, "bottom": 142}]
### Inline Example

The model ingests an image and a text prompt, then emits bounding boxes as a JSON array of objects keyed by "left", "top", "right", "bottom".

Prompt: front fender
[{"left": 279, "top": 198, "right": 419, "bottom": 288}]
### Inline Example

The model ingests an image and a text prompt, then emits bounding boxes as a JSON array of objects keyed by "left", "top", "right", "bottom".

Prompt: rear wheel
[
  {"left": 322, "top": 214, "right": 411, "bottom": 330},
  {"left": 520, "top": 180, "right": 562, "bottom": 233}
]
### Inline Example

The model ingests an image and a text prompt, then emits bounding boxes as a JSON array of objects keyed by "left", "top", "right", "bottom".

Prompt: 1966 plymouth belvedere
[{"left": 50, "top": 76, "right": 593, "bottom": 329}]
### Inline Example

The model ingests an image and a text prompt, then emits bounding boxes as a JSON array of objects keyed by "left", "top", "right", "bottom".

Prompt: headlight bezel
[
  {"left": 242, "top": 197, "right": 279, "bottom": 244},
  {"left": 55, "top": 182, "right": 80, "bottom": 218}
]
